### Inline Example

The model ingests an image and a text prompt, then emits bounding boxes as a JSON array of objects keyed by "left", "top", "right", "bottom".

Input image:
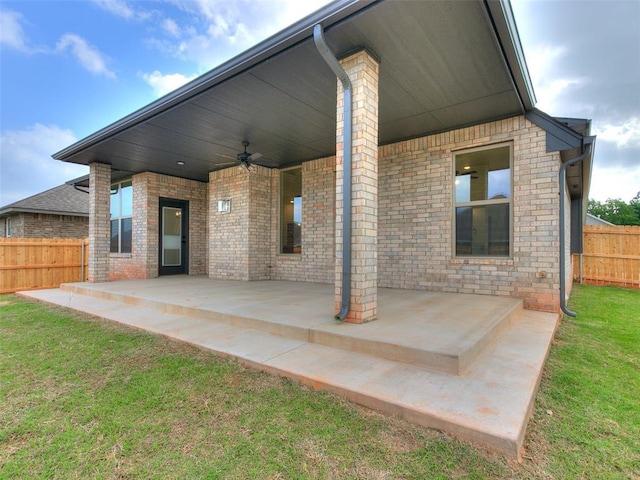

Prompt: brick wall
[
  {"left": 0, "top": 214, "right": 87, "bottom": 238},
  {"left": 89, "top": 115, "right": 566, "bottom": 312},
  {"left": 378, "top": 115, "right": 562, "bottom": 312},
  {"left": 0, "top": 216, "right": 23, "bottom": 237},
  {"left": 88, "top": 162, "right": 111, "bottom": 283},
  {"left": 208, "top": 158, "right": 335, "bottom": 283},
  {"left": 334, "top": 50, "right": 379, "bottom": 322},
  {"left": 204, "top": 115, "right": 562, "bottom": 312},
  {"left": 208, "top": 167, "right": 254, "bottom": 281},
  {"left": 248, "top": 167, "right": 273, "bottom": 281},
  {"left": 27, "top": 213, "right": 87, "bottom": 238},
  {"left": 109, "top": 172, "right": 208, "bottom": 280},
  {"left": 270, "top": 157, "right": 336, "bottom": 283}
]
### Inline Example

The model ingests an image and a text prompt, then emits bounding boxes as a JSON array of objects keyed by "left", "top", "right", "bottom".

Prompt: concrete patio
[{"left": 21, "top": 276, "right": 559, "bottom": 458}]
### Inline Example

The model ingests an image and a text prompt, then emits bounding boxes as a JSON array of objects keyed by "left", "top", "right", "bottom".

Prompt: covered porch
[{"left": 22, "top": 276, "right": 558, "bottom": 458}]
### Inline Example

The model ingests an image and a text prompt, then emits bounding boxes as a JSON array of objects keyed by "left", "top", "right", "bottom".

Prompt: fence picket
[
  {"left": 0, "top": 238, "right": 89, "bottom": 293},
  {"left": 573, "top": 226, "right": 640, "bottom": 288}
]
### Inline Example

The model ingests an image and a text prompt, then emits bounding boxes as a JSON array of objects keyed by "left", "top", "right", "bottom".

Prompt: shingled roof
[{"left": 0, "top": 183, "right": 89, "bottom": 217}]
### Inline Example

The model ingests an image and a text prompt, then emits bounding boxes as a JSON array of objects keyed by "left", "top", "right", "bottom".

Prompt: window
[
  {"left": 280, "top": 168, "right": 302, "bottom": 254},
  {"left": 110, "top": 180, "right": 133, "bottom": 253},
  {"left": 454, "top": 144, "right": 511, "bottom": 257},
  {"left": 5, "top": 217, "right": 11, "bottom": 237}
]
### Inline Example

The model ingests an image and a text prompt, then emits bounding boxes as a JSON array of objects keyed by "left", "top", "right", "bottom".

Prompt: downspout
[
  {"left": 558, "top": 143, "right": 592, "bottom": 317},
  {"left": 313, "top": 24, "right": 352, "bottom": 321}
]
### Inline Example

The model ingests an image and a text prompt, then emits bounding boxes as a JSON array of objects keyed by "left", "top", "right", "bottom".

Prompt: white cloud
[
  {"left": 139, "top": 70, "right": 197, "bottom": 97},
  {"left": 512, "top": 0, "right": 640, "bottom": 203},
  {"left": 1, "top": 9, "right": 116, "bottom": 78},
  {"left": 93, "top": 0, "right": 150, "bottom": 21},
  {"left": 589, "top": 164, "right": 640, "bottom": 203},
  {"left": 0, "top": 9, "right": 29, "bottom": 52},
  {"left": 207, "top": 13, "right": 230, "bottom": 38},
  {"left": 56, "top": 33, "right": 116, "bottom": 78},
  {"left": 0, "top": 8, "right": 48, "bottom": 54},
  {"left": 0, "top": 124, "right": 88, "bottom": 206},
  {"left": 270, "top": 0, "right": 331, "bottom": 30},
  {"left": 183, "top": 0, "right": 234, "bottom": 23},
  {"left": 94, "top": 0, "right": 134, "bottom": 19},
  {"left": 156, "top": 0, "right": 330, "bottom": 70},
  {"left": 523, "top": 43, "right": 586, "bottom": 115},
  {"left": 162, "top": 18, "right": 181, "bottom": 37},
  {"left": 594, "top": 118, "right": 640, "bottom": 150}
]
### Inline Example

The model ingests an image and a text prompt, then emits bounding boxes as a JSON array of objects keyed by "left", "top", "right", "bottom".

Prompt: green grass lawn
[{"left": 1, "top": 284, "right": 638, "bottom": 479}]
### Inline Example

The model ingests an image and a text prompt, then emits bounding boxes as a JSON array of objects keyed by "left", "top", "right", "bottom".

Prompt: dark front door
[{"left": 159, "top": 198, "right": 188, "bottom": 275}]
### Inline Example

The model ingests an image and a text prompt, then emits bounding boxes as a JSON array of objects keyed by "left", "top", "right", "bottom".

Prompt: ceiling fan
[
  {"left": 215, "top": 141, "right": 263, "bottom": 171},
  {"left": 236, "top": 141, "right": 262, "bottom": 171}
]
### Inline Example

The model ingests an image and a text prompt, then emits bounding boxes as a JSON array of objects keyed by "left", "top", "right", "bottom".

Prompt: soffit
[{"left": 56, "top": 0, "right": 530, "bottom": 182}]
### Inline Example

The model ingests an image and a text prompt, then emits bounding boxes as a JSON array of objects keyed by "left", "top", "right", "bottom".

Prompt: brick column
[
  {"left": 208, "top": 166, "right": 272, "bottom": 281},
  {"left": 88, "top": 162, "right": 111, "bottom": 282},
  {"left": 335, "top": 50, "right": 379, "bottom": 323},
  {"left": 247, "top": 166, "right": 273, "bottom": 280}
]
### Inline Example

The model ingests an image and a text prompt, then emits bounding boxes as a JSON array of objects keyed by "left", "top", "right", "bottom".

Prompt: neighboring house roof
[
  {"left": 0, "top": 184, "right": 89, "bottom": 218},
  {"left": 55, "top": 0, "right": 535, "bottom": 183},
  {"left": 586, "top": 213, "right": 614, "bottom": 226}
]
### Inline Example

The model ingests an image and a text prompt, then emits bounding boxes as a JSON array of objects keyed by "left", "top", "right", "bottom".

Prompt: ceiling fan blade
[
  {"left": 248, "top": 152, "right": 262, "bottom": 161},
  {"left": 251, "top": 159, "right": 280, "bottom": 169}
]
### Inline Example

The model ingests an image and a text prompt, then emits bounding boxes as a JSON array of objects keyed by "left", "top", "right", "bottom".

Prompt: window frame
[
  {"left": 278, "top": 166, "right": 303, "bottom": 255},
  {"left": 110, "top": 180, "right": 133, "bottom": 254},
  {"left": 5, "top": 217, "right": 11, "bottom": 237},
  {"left": 452, "top": 142, "right": 513, "bottom": 258}
]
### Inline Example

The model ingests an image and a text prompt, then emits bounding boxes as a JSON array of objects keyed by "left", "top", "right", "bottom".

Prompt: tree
[
  {"left": 588, "top": 197, "right": 640, "bottom": 226},
  {"left": 631, "top": 191, "right": 640, "bottom": 222}
]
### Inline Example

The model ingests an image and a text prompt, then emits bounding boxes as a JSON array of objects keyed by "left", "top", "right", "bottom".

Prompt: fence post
[
  {"left": 81, "top": 239, "right": 85, "bottom": 282},
  {"left": 579, "top": 253, "right": 583, "bottom": 284}
]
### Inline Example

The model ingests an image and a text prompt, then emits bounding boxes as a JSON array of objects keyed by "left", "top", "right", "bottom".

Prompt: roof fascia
[
  {"left": 525, "top": 108, "right": 587, "bottom": 152},
  {"left": 582, "top": 136, "right": 596, "bottom": 213},
  {"left": 54, "top": 0, "right": 529, "bottom": 161},
  {"left": 483, "top": 0, "right": 536, "bottom": 110},
  {"left": 66, "top": 174, "right": 90, "bottom": 186},
  {"left": 66, "top": 170, "right": 156, "bottom": 189},
  {"left": 0, "top": 208, "right": 88, "bottom": 217},
  {"left": 527, "top": 108, "right": 596, "bottom": 207},
  {"left": 53, "top": 0, "right": 377, "bottom": 161}
]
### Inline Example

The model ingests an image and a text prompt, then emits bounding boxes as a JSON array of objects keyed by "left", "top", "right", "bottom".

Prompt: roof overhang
[
  {"left": 525, "top": 108, "right": 595, "bottom": 203},
  {"left": 55, "top": 0, "right": 535, "bottom": 183},
  {"left": 0, "top": 208, "right": 89, "bottom": 218}
]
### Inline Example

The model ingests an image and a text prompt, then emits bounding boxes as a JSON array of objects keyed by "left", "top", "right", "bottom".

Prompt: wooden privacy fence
[
  {"left": 573, "top": 226, "right": 640, "bottom": 288},
  {"left": 0, "top": 238, "right": 89, "bottom": 294}
]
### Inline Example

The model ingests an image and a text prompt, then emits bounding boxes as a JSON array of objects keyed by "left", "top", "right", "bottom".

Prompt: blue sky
[{"left": 1, "top": 0, "right": 639, "bottom": 207}]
